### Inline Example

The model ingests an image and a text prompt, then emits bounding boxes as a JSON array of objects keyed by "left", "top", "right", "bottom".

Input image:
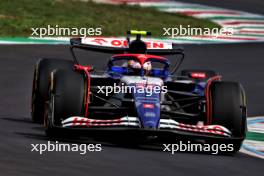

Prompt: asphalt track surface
[
  {"left": 0, "top": 44, "right": 263, "bottom": 176},
  {"left": 174, "top": 0, "right": 264, "bottom": 14}
]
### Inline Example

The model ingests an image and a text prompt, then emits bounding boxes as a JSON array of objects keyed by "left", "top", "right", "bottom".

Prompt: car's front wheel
[
  {"left": 210, "top": 81, "right": 247, "bottom": 153},
  {"left": 31, "top": 58, "right": 74, "bottom": 123},
  {"left": 44, "top": 69, "right": 85, "bottom": 138}
]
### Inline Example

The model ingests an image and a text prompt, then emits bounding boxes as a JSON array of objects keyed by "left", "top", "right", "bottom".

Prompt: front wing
[{"left": 58, "top": 116, "right": 242, "bottom": 141}]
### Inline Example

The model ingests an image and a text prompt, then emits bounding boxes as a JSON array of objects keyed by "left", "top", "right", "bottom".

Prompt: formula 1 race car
[{"left": 31, "top": 30, "right": 247, "bottom": 153}]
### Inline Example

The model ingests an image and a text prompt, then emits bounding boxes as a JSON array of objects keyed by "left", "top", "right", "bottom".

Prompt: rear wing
[
  {"left": 69, "top": 31, "right": 184, "bottom": 74},
  {"left": 70, "top": 37, "right": 184, "bottom": 55}
]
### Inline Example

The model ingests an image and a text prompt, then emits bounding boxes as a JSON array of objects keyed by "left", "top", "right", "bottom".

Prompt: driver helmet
[
  {"left": 128, "top": 60, "right": 141, "bottom": 69},
  {"left": 143, "top": 61, "right": 152, "bottom": 72},
  {"left": 127, "top": 60, "right": 152, "bottom": 75}
]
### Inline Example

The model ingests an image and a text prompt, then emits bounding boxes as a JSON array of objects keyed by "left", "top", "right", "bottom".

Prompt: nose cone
[{"left": 134, "top": 92, "right": 161, "bottom": 129}]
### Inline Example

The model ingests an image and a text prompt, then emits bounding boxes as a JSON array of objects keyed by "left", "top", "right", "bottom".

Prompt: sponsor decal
[
  {"left": 81, "top": 37, "right": 173, "bottom": 49},
  {"left": 62, "top": 116, "right": 140, "bottom": 127},
  {"left": 178, "top": 123, "right": 228, "bottom": 136},
  {"left": 190, "top": 72, "right": 206, "bottom": 79},
  {"left": 143, "top": 104, "right": 154, "bottom": 109}
]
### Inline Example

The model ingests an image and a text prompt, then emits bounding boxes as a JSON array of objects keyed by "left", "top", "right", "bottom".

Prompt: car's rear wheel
[
  {"left": 31, "top": 58, "right": 74, "bottom": 123},
  {"left": 45, "top": 69, "right": 85, "bottom": 138},
  {"left": 210, "top": 81, "right": 247, "bottom": 153}
]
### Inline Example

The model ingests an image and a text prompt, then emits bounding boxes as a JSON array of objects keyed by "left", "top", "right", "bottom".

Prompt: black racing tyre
[
  {"left": 210, "top": 81, "right": 247, "bottom": 153},
  {"left": 45, "top": 69, "right": 85, "bottom": 138},
  {"left": 31, "top": 58, "right": 74, "bottom": 123},
  {"left": 180, "top": 69, "right": 217, "bottom": 80}
]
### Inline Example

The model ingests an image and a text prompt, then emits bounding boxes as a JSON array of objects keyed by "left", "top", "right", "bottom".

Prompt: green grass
[{"left": 0, "top": 0, "right": 220, "bottom": 37}]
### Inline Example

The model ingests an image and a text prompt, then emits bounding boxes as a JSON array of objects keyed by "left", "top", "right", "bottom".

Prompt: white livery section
[
  {"left": 121, "top": 76, "right": 164, "bottom": 87},
  {"left": 61, "top": 116, "right": 231, "bottom": 137},
  {"left": 81, "top": 37, "right": 173, "bottom": 49}
]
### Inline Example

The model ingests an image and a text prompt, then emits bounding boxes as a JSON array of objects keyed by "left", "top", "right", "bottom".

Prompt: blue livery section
[{"left": 132, "top": 84, "right": 161, "bottom": 129}]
